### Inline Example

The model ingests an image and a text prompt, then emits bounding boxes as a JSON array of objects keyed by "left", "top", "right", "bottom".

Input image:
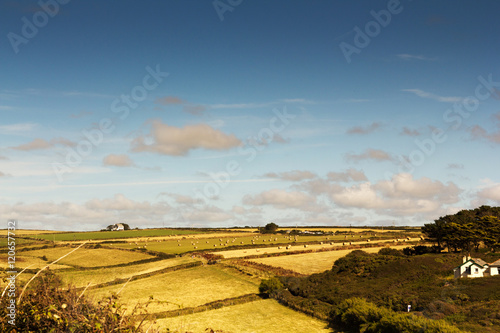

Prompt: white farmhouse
[
  {"left": 111, "top": 223, "right": 125, "bottom": 231},
  {"left": 453, "top": 255, "right": 500, "bottom": 279}
]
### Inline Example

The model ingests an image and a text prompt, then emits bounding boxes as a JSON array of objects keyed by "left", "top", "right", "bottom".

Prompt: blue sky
[{"left": 1, "top": 0, "right": 500, "bottom": 231}]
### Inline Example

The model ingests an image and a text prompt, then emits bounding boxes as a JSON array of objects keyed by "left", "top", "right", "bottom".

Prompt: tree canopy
[
  {"left": 260, "top": 222, "right": 279, "bottom": 234},
  {"left": 422, "top": 205, "right": 500, "bottom": 252}
]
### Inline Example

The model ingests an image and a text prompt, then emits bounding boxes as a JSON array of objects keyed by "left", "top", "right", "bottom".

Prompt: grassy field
[
  {"left": 215, "top": 238, "right": 421, "bottom": 259},
  {"left": 0, "top": 237, "right": 46, "bottom": 247},
  {"left": 25, "top": 229, "right": 202, "bottom": 242},
  {"left": 20, "top": 246, "right": 155, "bottom": 267},
  {"left": 153, "top": 299, "right": 333, "bottom": 333},
  {"left": 0, "top": 254, "right": 73, "bottom": 270},
  {"left": 0, "top": 229, "right": 64, "bottom": 236},
  {"left": 107, "top": 232, "right": 399, "bottom": 255},
  {"left": 59, "top": 256, "right": 199, "bottom": 288},
  {"left": 249, "top": 245, "right": 411, "bottom": 274},
  {"left": 89, "top": 265, "right": 259, "bottom": 314}
]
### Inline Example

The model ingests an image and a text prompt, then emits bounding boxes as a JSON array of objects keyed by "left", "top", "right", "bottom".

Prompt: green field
[
  {"left": 26, "top": 229, "right": 202, "bottom": 242},
  {"left": 108, "top": 232, "right": 391, "bottom": 255},
  {"left": 60, "top": 256, "right": 199, "bottom": 288},
  {"left": 20, "top": 246, "right": 155, "bottom": 267},
  {"left": 153, "top": 299, "right": 332, "bottom": 333},
  {"left": 89, "top": 265, "right": 259, "bottom": 314}
]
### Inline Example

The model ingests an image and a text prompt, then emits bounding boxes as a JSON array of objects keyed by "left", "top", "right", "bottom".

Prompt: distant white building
[
  {"left": 111, "top": 223, "right": 125, "bottom": 231},
  {"left": 453, "top": 255, "right": 500, "bottom": 279}
]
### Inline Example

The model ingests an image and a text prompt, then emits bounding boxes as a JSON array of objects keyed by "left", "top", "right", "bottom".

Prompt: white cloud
[
  {"left": 11, "top": 138, "right": 52, "bottom": 151},
  {"left": 103, "top": 154, "right": 135, "bottom": 167},
  {"left": 0, "top": 194, "right": 171, "bottom": 231},
  {"left": 327, "top": 168, "right": 367, "bottom": 182},
  {"left": 131, "top": 120, "right": 241, "bottom": 156},
  {"left": 243, "top": 189, "right": 317, "bottom": 210},
  {"left": 330, "top": 174, "right": 461, "bottom": 216},
  {"left": 477, "top": 184, "right": 500, "bottom": 203}
]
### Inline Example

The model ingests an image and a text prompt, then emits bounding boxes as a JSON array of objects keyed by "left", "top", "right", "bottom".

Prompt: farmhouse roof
[
  {"left": 472, "top": 258, "right": 488, "bottom": 266},
  {"left": 454, "top": 258, "right": 488, "bottom": 270},
  {"left": 490, "top": 258, "right": 500, "bottom": 267}
]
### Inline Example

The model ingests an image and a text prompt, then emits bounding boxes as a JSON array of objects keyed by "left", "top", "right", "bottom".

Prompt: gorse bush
[
  {"left": 259, "top": 277, "right": 284, "bottom": 297},
  {"left": 330, "top": 298, "right": 463, "bottom": 333}
]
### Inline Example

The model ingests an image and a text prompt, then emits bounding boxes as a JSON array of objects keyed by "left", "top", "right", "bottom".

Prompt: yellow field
[
  {"left": 60, "top": 256, "right": 199, "bottom": 288},
  {"left": 249, "top": 245, "right": 411, "bottom": 274},
  {"left": 0, "top": 255, "right": 72, "bottom": 270},
  {"left": 214, "top": 238, "right": 421, "bottom": 259},
  {"left": 89, "top": 265, "right": 259, "bottom": 314},
  {"left": 21, "top": 247, "right": 154, "bottom": 267},
  {"left": 0, "top": 229, "right": 63, "bottom": 236},
  {"left": 153, "top": 299, "right": 332, "bottom": 333}
]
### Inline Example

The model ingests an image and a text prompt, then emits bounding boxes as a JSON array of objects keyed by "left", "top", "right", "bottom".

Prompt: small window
[{"left": 475, "top": 268, "right": 479, "bottom": 273}]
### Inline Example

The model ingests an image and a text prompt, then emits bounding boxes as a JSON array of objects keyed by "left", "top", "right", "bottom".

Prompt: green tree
[
  {"left": 261, "top": 222, "right": 278, "bottom": 234},
  {"left": 259, "top": 277, "right": 284, "bottom": 296}
]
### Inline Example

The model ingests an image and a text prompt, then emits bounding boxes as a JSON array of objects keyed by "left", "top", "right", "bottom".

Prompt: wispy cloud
[
  {"left": 103, "top": 154, "right": 135, "bottom": 167},
  {"left": 155, "top": 96, "right": 185, "bottom": 105},
  {"left": 347, "top": 122, "right": 382, "bottom": 135},
  {"left": 70, "top": 111, "right": 93, "bottom": 119},
  {"left": 402, "top": 89, "right": 463, "bottom": 103},
  {"left": 0, "top": 123, "right": 37, "bottom": 133},
  {"left": 263, "top": 170, "right": 317, "bottom": 181},
  {"left": 447, "top": 163, "right": 464, "bottom": 170},
  {"left": 396, "top": 54, "right": 437, "bottom": 61},
  {"left": 468, "top": 112, "right": 500, "bottom": 144},
  {"left": 209, "top": 102, "right": 274, "bottom": 109},
  {"left": 10, "top": 137, "right": 76, "bottom": 151},
  {"left": 345, "top": 149, "right": 393, "bottom": 163},
  {"left": 400, "top": 127, "right": 420, "bottom": 137}
]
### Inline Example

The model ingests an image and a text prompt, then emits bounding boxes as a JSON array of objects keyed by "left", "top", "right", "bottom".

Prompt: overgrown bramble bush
[
  {"left": 259, "top": 277, "right": 284, "bottom": 297},
  {"left": 0, "top": 270, "right": 150, "bottom": 332}
]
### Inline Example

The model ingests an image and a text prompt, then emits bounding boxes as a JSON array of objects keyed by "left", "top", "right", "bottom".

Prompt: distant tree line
[{"left": 422, "top": 205, "right": 500, "bottom": 252}]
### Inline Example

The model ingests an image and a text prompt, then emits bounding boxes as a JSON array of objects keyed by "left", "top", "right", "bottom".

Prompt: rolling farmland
[{"left": 0, "top": 227, "right": 423, "bottom": 332}]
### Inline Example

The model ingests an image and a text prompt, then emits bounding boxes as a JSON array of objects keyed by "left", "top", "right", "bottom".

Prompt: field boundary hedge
[
  {"left": 230, "top": 260, "right": 306, "bottom": 277},
  {"left": 76, "top": 261, "right": 203, "bottom": 291},
  {"left": 147, "top": 293, "right": 261, "bottom": 319}
]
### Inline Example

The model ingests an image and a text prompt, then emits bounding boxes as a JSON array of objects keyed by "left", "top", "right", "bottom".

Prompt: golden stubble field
[{"left": 248, "top": 244, "right": 412, "bottom": 275}]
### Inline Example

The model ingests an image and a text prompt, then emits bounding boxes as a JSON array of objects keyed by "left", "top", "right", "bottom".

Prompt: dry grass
[
  {"left": 0, "top": 255, "right": 72, "bottom": 270},
  {"left": 21, "top": 247, "right": 154, "bottom": 267},
  {"left": 59, "top": 256, "right": 199, "bottom": 288},
  {"left": 249, "top": 245, "right": 411, "bottom": 274},
  {"left": 89, "top": 265, "right": 259, "bottom": 314},
  {"left": 153, "top": 299, "right": 332, "bottom": 333},
  {"left": 0, "top": 229, "right": 63, "bottom": 236}
]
